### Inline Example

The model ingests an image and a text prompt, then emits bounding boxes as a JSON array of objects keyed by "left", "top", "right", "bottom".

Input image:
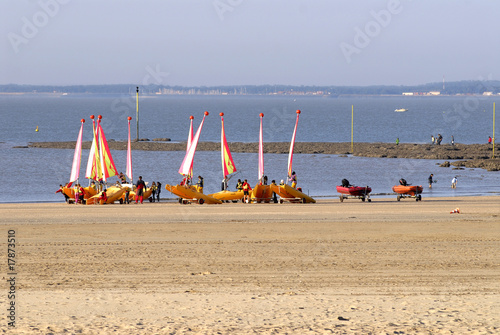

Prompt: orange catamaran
[
  {"left": 84, "top": 115, "right": 124, "bottom": 204},
  {"left": 209, "top": 113, "right": 244, "bottom": 202},
  {"left": 166, "top": 112, "right": 222, "bottom": 204},
  {"left": 271, "top": 110, "right": 315, "bottom": 203}
]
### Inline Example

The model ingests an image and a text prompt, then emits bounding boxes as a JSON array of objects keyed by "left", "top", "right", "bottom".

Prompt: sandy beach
[{"left": 1, "top": 196, "right": 499, "bottom": 334}]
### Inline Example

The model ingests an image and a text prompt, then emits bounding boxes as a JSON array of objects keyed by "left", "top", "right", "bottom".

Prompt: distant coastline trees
[{"left": 1, "top": 80, "right": 499, "bottom": 96}]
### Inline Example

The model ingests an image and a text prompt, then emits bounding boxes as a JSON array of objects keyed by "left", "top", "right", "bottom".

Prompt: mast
[{"left": 126, "top": 116, "right": 133, "bottom": 182}]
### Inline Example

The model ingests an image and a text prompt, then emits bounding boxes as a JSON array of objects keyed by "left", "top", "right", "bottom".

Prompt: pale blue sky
[{"left": 1, "top": 0, "right": 499, "bottom": 86}]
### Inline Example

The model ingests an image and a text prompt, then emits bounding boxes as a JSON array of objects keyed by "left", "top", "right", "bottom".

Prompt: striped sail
[
  {"left": 221, "top": 114, "right": 236, "bottom": 178},
  {"left": 97, "top": 120, "right": 118, "bottom": 181}
]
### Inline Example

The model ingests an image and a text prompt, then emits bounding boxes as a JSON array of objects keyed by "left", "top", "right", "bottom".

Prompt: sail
[
  {"left": 97, "top": 119, "right": 118, "bottom": 181},
  {"left": 258, "top": 113, "right": 264, "bottom": 182},
  {"left": 187, "top": 116, "right": 194, "bottom": 178},
  {"left": 85, "top": 117, "right": 103, "bottom": 181},
  {"left": 69, "top": 119, "right": 85, "bottom": 183},
  {"left": 220, "top": 113, "right": 236, "bottom": 178},
  {"left": 287, "top": 110, "right": 300, "bottom": 178},
  {"left": 126, "top": 117, "right": 133, "bottom": 182},
  {"left": 178, "top": 112, "right": 209, "bottom": 176}
]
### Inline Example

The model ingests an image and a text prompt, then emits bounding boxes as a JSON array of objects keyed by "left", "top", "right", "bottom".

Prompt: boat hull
[
  {"left": 209, "top": 190, "right": 244, "bottom": 202},
  {"left": 63, "top": 186, "right": 98, "bottom": 200},
  {"left": 336, "top": 186, "right": 371, "bottom": 196},
  {"left": 251, "top": 184, "right": 273, "bottom": 203},
  {"left": 270, "top": 184, "right": 316, "bottom": 203},
  {"left": 165, "top": 184, "right": 222, "bottom": 204},
  {"left": 86, "top": 186, "right": 126, "bottom": 205},
  {"left": 392, "top": 185, "right": 423, "bottom": 196}
]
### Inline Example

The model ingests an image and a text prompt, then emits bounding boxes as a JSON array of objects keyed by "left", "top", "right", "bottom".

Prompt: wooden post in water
[
  {"left": 351, "top": 105, "right": 354, "bottom": 154},
  {"left": 136, "top": 87, "right": 139, "bottom": 141},
  {"left": 493, "top": 102, "right": 496, "bottom": 159}
]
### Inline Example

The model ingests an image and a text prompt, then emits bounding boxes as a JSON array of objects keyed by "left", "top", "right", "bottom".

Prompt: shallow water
[
  {"left": 1, "top": 146, "right": 497, "bottom": 203},
  {"left": 1, "top": 95, "right": 498, "bottom": 203}
]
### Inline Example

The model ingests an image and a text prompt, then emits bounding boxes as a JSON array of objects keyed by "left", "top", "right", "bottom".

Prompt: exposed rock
[
  {"left": 439, "top": 161, "right": 451, "bottom": 167},
  {"left": 152, "top": 138, "right": 171, "bottom": 142},
  {"left": 26, "top": 141, "right": 500, "bottom": 171}
]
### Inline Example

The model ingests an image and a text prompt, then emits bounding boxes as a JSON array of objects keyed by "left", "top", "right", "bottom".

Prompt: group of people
[
  {"left": 428, "top": 173, "right": 458, "bottom": 189},
  {"left": 430, "top": 134, "right": 444, "bottom": 145},
  {"left": 131, "top": 176, "right": 161, "bottom": 204},
  {"left": 233, "top": 171, "right": 298, "bottom": 203}
]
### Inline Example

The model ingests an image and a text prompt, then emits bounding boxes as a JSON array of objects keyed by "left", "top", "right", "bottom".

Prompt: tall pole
[
  {"left": 351, "top": 105, "right": 354, "bottom": 153},
  {"left": 136, "top": 87, "right": 139, "bottom": 141},
  {"left": 493, "top": 102, "right": 496, "bottom": 159}
]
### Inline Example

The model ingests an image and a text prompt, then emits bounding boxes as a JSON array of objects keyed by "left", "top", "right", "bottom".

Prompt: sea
[{"left": 0, "top": 94, "right": 498, "bottom": 203}]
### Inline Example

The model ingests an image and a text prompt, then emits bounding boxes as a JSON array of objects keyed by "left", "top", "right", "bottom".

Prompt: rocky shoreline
[{"left": 26, "top": 141, "right": 500, "bottom": 171}]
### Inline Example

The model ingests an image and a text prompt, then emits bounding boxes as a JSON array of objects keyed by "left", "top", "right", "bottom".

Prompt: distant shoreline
[{"left": 26, "top": 141, "right": 500, "bottom": 171}]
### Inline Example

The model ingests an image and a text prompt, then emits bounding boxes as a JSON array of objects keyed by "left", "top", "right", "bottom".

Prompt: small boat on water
[
  {"left": 395, "top": 108, "right": 408, "bottom": 112},
  {"left": 336, "top": 185, "right": 372, "bottom": 202}
]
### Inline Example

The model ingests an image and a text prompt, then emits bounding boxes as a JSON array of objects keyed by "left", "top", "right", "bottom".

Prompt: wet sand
[
  {"left": 1, "top": 196, "right": 499, "bottom": 334},
  {"left": 27, "top": 141, "right": 500, "bottom": 171}
]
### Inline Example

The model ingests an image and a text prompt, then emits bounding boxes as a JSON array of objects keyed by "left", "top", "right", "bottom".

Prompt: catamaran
[
  {"left": 271, "top": 110, "right": 316, "bottom": 203},
  {"left": 208, "top": 113, "right": 244, "bottom": 202},
  {"left": 165, "top": 112, "right": 222, "bottom": 204}
]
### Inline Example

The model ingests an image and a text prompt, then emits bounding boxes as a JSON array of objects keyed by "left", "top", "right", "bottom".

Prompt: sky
[{"left": 1, "top": 0, "right": 499, "bottom": 86}]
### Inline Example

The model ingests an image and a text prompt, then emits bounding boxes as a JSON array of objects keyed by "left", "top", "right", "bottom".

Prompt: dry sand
[{"left": 1, "top": 196, "right": 499, "bottom": 334}]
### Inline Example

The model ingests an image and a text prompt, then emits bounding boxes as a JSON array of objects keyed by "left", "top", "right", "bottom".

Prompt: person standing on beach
[
  {"left": 451, "top": 135, "right": 455, "bottom": 146},
  {"left": 74, "top": 183, "right": 80, "bottom": 205},
  {"left": 270, "top": 180, "right": 278, "bottom": 203},
  {"left": 56, "top": 184, "right": 70, "bottom": 203},
  {"left": 396, "top": 138, "right": 400, "bottom": 145},
  {"left": 428, "top": 174, "right": 434, "bottom": 188},
  {"left": 150, "top": 182, "right": 157, "bottom": 202},
  {"left": 451, "top": 176, "right": 458, "bottom": 189},
  {"left": 156, "top": 181, "right": 161, "bottom": 202},
  {"left": 488, "top": 136, "right": 492, "bottom": 144},
  {"left": 135, "top": 176, "right": 146, "bottom": 204},
  {"left": 242, "top": 179, "right": 251, "bottom": 203},
  {"left": 431, "top": 135, "right": 435, "bottom": 144},
  {"left": 289, "top": 171, "right": 297, "bottom": 188},
  {"left": 196, "top": 176, "right": 204, "bottom": 193},
  {"left": 236, "top": 179, "right": 243, "bottom": 191}
]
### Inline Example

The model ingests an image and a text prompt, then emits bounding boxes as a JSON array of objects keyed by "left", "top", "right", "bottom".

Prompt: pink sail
[
  {"left": 126, "top": 117, "right": 133, "bottom": 182},
  {"left": 178, "top": 112, "right": 209, "bottom": 177},
  {"left": 288, "top": 110, "right": 300, "bottom": 178},
  {"left": 187, "top": 116, "right": 194, "bottom": 178},
  {"left": 220, "top": 113, "right": 237, "bottom": 178},
  {"left": 69, "top": 119, "right": 85, "bottom": 183},
  {"left": 258, "top": 113, "right": 264, "bottom": 182}
]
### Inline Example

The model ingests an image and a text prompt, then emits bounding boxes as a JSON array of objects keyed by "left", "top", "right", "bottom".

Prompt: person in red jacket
[
  {"left": 135, "top": 176, "right": 146, "bottom": 204},
  {"left": 242, "top": 179, "right": 252, "bottom": 203}
]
